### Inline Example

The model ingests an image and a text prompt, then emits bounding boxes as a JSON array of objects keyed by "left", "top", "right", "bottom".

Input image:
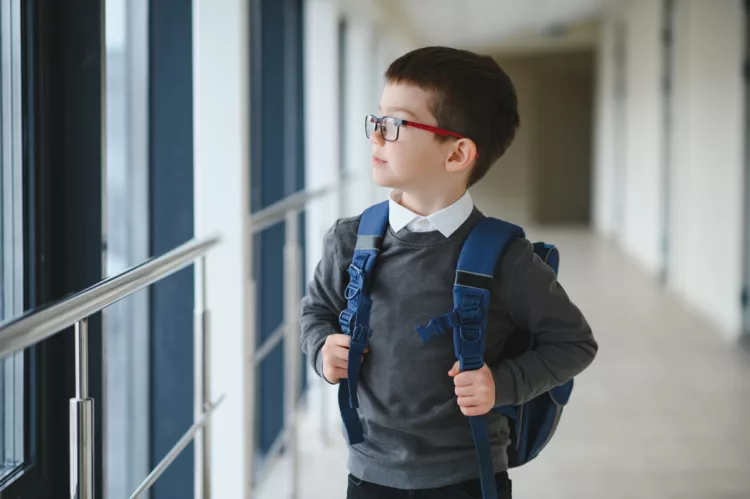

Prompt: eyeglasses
[{"left": 365, "top": 114, "right": 466, "bottom": 142}]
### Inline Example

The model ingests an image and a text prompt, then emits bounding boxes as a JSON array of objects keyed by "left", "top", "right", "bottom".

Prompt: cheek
[{"left": 388, "top": 140, "right": 442, "bottom": 177}]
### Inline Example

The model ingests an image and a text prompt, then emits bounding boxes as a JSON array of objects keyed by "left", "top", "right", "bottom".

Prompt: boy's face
[{"left": 371, "top": 83, "right": 459, "bottom": 192}]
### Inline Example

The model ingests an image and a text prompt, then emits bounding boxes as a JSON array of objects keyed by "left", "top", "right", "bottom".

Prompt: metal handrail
[
  {"left": 0, "top": 236, "right": 219, "bottom": 358},
  {"left": 249, "top": 172, "right": 349, "bottom": 234},
  {"left": 130, "top": 394, "right": 226, "bottom": 499},
  {"left": 247, "top": 174, "right": 352, "bottom": 497},
  {"left": 0, "top": 235, "right": 221, "bottom": 499},
  {"left": 242, "top": 175, "right": 353, "bottom": 496}
]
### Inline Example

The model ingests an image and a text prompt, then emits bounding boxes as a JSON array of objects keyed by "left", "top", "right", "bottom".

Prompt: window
[
  {"left": 105, "top": 0, "right": 150, "bottom": 496},
  {"left": 0, "top": 0, "right": 24, "bottom": 482},
  {"left": 11, "top": 0, "right": 109, "bottom": 495},
  {"left": 250, "top": 0, "right": 305, "bottom": 475}
]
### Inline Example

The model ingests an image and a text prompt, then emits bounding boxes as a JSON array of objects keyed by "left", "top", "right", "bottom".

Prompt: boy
[{"left": 300, "top": 46, "right": 597, "bottom": 499}]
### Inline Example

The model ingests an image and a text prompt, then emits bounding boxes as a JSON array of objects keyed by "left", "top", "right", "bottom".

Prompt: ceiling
[{"left": 375, "top": 0, "right": 605, "bottom": 52}]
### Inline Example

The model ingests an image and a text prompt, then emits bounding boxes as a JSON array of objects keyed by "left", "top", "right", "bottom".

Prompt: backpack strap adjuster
[
  {"left": 344, "top": 260, "right": 366, "bottom": 299},
  {"left": 415, "top": 294, "right": 485, "bottom": 346},
  {"left": 459, "top": 304, "right": 482, "bottom": 324},
  {"left": 338, "top": 308, "right": 355, "bottom": 333},
  {"left": 344, "top": 282, "right": 361, "bottom": 300},
  {"left": 351, "top": 324, "right": 371, "bottom": 344},
  {"left": 454, "top": 290, "right": 485, "bottom": 372}
]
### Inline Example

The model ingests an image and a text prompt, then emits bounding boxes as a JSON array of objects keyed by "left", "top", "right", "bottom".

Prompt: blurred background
[{"left": 0, "top": 0, "right": 749, "bottom": 498}]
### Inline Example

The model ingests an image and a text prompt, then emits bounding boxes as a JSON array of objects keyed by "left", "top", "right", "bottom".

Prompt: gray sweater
[{"left": 299, "top": 208, "right": 597, "bottom": 489}]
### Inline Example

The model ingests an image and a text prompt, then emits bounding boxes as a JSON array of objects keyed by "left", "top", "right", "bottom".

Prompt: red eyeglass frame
[{"left": 366, "top": 114, "right": 466, "bottom": 141}]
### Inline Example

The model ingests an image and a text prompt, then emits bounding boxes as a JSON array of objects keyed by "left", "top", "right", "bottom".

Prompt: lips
[{"left": 372, "top": 157, "right": 386, "bottom": 165}]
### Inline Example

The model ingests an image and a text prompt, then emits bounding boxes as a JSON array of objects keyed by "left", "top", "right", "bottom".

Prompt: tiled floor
[{"left": 256, "top": 229, "right": 750, "bottom": 499}]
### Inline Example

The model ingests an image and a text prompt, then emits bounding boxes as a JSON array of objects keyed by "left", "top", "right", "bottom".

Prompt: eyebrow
[{"left": 378, "top": 106, "right": 418, "bottom": 120}]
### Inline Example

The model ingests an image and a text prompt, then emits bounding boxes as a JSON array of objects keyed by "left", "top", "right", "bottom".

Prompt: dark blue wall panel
[
  {"left": 149, "top": 0, "right": 194, "bottom": 497},
  {"left": 251, "top": 0, "right": 306, "bottom": 462},
  {"left": 256, "top": 222, "right": 285, "bottom": 454}
]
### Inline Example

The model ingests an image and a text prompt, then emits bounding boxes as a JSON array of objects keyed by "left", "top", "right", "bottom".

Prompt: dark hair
[{"left": 385, "top": 46, "right": 519, "bottom": 187}]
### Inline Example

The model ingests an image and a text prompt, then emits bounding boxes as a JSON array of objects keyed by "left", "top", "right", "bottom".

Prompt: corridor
[
  {"left": 4, "top": 0, "right": 750, "bottom": 496},
  {"left": 258, "top": 228, "right": 750, "bottom": 499}
]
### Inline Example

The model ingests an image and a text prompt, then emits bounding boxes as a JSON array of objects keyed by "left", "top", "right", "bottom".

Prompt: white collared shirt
[{"left": 388, "top": 190, "right": 474, "bottom": 238}]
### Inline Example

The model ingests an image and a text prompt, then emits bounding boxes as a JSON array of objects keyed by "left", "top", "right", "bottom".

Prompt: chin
[{"left": 372, "top": 169, "right": 397, "bottom": 189}]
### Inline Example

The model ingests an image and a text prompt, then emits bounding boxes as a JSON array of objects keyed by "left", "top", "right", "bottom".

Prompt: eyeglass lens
[{"left": 365, "top": 115, "right": 399, "bottom": 141}]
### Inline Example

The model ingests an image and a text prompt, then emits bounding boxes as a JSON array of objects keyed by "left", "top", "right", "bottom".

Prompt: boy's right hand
[{"left": 321, "top": 334, "right": 369, "bottom": 384}]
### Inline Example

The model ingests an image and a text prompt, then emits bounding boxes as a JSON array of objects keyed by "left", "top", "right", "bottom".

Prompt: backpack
[{"left": 337, "top": 201, "right": 574, "bottom": 499}]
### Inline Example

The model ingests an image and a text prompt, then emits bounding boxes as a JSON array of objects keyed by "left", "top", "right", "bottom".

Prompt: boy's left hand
[{"left": 448, "top": 361, "right": 496, "bottom": 416}]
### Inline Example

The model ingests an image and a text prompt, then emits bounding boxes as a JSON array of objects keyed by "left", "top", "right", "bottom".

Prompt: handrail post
[
  {"left": 284, "top": 209, "right": 302, "bottom": 499},
  {"left": 195, "top": 256, "right": 211, "bottom": 499},
  {"left": 129, "top": 396, "right": 225, "bottom": 499},
  {"left": 70, "top": 317, "right": 94, "bottom": 499},
  {"left": 245, "top": 274, "right": 257, "bottom": 496}
]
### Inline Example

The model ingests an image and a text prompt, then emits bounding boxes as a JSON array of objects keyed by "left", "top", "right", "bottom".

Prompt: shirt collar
[{"left": 388, "top": 189, "right": 474, "bottom": 238}]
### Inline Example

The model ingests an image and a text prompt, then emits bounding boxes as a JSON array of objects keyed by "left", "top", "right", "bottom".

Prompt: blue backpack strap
[
  {"left": 456, "top": 218, "right": 524, "bottom": 499},
  {"left": 416, "top": 216, "right": 524, "bottom": 499},
  {"left": 337, "top": 201, "right": 389, "bottom": 445}
]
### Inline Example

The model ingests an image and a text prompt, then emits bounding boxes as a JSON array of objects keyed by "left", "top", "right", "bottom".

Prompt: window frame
[
  {"left": 1, "top": 1, "right": 106, "bottom": 497},
  {"left": 0, "top": 0, "right": 25, "bottom": 484}
]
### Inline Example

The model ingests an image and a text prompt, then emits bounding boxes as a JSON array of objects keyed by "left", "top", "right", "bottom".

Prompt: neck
[{"left": 398, "top": 184, "right": 467, "bottom": 216}]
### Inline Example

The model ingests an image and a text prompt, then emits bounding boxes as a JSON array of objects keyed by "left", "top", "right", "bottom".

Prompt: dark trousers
[{"left": 346, "top": 472, "right": 512, "bottom": 499}]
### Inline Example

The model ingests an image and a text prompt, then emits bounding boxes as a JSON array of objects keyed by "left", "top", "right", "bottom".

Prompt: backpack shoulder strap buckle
[{"left": 415, "top": 309, "right": 459, "bottom": 343}]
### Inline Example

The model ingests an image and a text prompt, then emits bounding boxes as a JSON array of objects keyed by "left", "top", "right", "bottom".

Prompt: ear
[{"left": 445, "top": 138, "right": 478, "bottom": 175}]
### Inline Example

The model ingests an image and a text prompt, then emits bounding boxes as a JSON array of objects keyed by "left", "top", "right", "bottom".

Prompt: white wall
[
  {"left": 595, "top": 0, "right": 746, "bottom": 338},
  {"left": 342, "top": 17, "right": 378, "bottom": 217},
  {"left": 670, "top": 0, "right": 745, "bottom": 338},
  {"left": 594, "top": 0, "right": 664, "bottom": 269},
  {"left": 621, "top": 0, "right": 664, "bottom": 273},
  {"left": 592, "top": 0, "right": 664, "bottom": 271},
  {"left": 303, "top": 0, "right": 342, "bottom": 285},
  {"left": 192, "top": 0, "right": 252, "bottom": 496},
  {"left": 303, "top": 1, "right": 409, "bottom": 282},
  {"left": 592, "top": 2, "right": 618, "bottom": 236},
  {"left": 667, "top": 0, "right": 692, "bottom": 295},
  {"left": 370, "top": 37, "right": 400, "bottom": 203}
]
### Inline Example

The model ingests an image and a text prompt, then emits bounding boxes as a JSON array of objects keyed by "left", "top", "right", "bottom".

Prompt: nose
[{"left": 369, "top": 128, "right": 384, "bottom": 147}]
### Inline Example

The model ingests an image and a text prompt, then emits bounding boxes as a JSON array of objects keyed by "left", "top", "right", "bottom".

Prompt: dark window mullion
[{"left": 7, "top": 1, "right": 106, "bottom": 498}]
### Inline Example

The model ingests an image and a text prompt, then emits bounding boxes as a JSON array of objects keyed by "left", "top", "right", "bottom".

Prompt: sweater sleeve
[
  {"left": 490, "top": 239, "right": 598, "bottom": 407},
  {"left": 299, "top": 221, "right": 349, "bottom": 382}
]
